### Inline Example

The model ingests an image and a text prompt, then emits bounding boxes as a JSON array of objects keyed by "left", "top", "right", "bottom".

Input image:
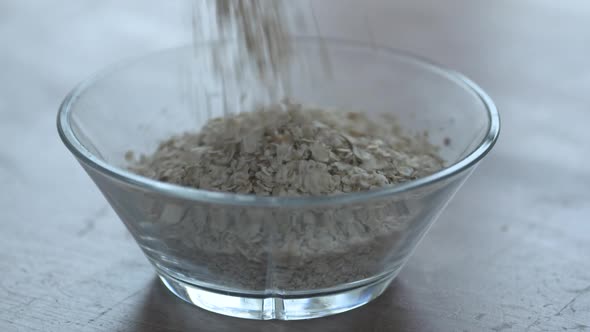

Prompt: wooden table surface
[{"left": 1, "top": 0, "right": 589, "bottom": 331}]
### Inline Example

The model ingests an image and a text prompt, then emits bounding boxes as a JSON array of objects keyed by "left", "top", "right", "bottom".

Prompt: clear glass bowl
[{"left": 57, "top": 39, "right": 500, "bottom": 320}]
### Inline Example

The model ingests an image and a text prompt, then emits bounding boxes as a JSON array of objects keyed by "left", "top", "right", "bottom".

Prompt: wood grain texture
[{"left": 1, "top": 0, "right": 589, "bottom": 331}]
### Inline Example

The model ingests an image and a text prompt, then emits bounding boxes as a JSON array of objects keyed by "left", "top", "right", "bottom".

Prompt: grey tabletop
[{"left": 1, "top": 1, "right": 589, "bottom": 331}]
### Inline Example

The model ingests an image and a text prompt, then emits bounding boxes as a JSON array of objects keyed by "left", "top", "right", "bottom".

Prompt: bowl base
[{"left": 157, "top": 270, "right": 395, "bottom": 320}]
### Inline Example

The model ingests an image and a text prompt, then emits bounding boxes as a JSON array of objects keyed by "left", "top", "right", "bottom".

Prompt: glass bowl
[{"left": 57, "top": 38, "right": 500, "bottom": 320}]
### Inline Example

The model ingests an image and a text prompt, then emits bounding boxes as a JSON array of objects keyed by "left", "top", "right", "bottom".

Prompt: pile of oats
[
  {"left": 129, "top": 100, "right": 445, "bottom": 291},
  {"left": 130, "top": 99, "right": 443, "bottom": 195}
]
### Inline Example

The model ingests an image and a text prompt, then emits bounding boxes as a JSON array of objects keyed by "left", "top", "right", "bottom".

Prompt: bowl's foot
[{"left": 157, "top": 271, "right": 395, "bottom": 320}]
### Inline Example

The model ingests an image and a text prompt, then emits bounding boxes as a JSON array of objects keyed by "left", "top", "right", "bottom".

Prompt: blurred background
[{"left": 1, "top": 1, "right": 589, "bottom": 331}]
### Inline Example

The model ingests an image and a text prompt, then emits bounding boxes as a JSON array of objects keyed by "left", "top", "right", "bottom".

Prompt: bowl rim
[{"left": 57, "top": 37, "right": 500, "bottom": 207}]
